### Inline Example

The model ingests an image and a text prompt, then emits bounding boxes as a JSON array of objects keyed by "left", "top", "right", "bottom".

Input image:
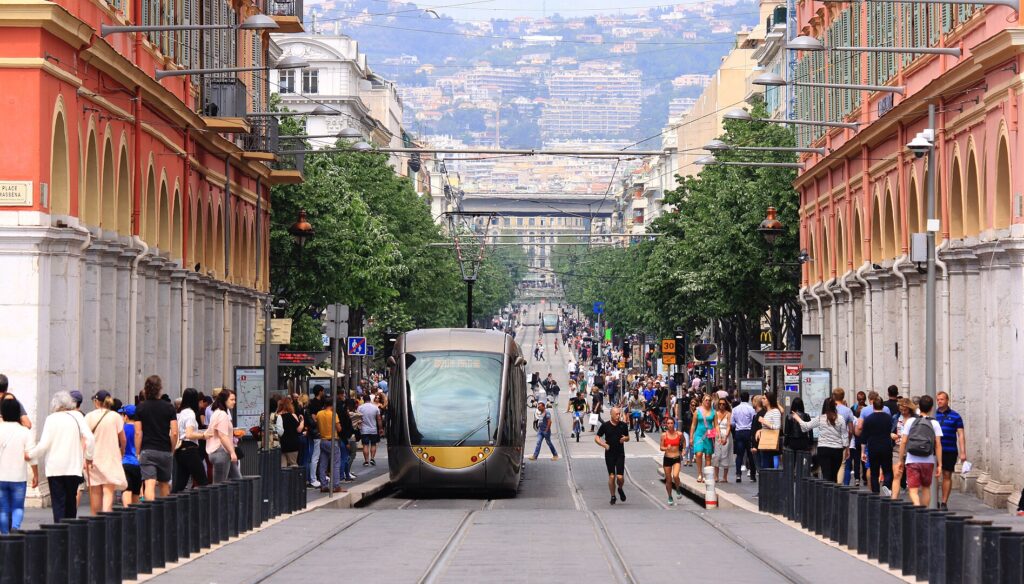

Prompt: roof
[{"left": 401, "top": 328, "right": 516, "bottom": 355}]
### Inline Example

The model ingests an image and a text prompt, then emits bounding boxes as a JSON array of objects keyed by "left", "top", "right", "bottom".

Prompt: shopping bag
[{"left": 588, "top": 413, "right": 600, "bottom": 427}]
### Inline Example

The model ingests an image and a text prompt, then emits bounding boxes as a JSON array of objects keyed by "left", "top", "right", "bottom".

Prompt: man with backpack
[{"left": 897, "top": 394, "right": 943, "bottom": 507}]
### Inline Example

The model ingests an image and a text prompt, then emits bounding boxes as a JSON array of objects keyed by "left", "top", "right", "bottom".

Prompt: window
[
  {"left": 280, "top": 70, "right": 296, "bottom": 94},
  {"left": 302, "top": 70, "right": 319, "bottom": 94},
  {"left": 405, "top": 351, "right": 503, "bottom": 446}
]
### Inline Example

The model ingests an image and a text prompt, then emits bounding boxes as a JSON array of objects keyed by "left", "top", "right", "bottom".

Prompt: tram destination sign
[{"left": 277, "top": 351, "right": 328, "bottom": 366}]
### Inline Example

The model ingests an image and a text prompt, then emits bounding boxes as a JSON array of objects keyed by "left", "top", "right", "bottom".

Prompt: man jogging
[{"left": 596, "top": 407, "right": 630, "bottom": 505}]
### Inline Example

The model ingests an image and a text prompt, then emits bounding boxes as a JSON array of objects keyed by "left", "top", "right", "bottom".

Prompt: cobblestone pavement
[{"left": 155, "top": 310, "right": 904, "bottom": 583}]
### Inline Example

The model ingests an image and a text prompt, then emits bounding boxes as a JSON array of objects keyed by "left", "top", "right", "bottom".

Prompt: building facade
[
  {"left": 0, "top": 0, "right": 303, "bottom": 423},
  {"left": 791, "top": 2, "right": 1024, "bottom": 507}
]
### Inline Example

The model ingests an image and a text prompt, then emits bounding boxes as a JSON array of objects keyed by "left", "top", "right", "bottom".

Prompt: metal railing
[
  {"left": 274, "top": 151, "right": 305, "bottom": 175},
  {"left": 262, "top": 0, "right": 303, "bottom": 19},
  {"left": 242, "top": 117, "right": 279, "bottom": 153},
  {"left": 202, "top": 78, "right": 248, "bottom": 118}
]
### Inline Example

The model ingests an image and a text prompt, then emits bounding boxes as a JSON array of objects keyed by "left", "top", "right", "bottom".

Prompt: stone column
[
  {"left": 116, "top": 241, "right": 136, "bottom": 403},
  {"left": 79, "top": 235, "right": 103, "bottom": 397},
  {"left": 96, "top": 236, "right": 122, "bottom": 393},
  {"left": 169, "top": 270, "right": 185, "bottom": 394}
]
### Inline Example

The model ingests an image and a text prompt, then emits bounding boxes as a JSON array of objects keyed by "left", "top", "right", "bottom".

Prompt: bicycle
[
  {"left": 572, "top": 411, "right": 584, "bottom": 442},
  {"left": 642, "top": 405, "right": 670, "bottom": 436}
]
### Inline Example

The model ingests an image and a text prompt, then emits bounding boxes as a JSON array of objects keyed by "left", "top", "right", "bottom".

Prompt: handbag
[{"left": 758, "top": 428, "right": 781, "bottom": 451}]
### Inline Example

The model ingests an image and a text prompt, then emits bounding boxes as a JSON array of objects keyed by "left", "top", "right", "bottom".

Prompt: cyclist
[
  {"left": 566, "top": 391, "right": 589, "bottom": 439},
  {"left": 627, "top": 390, "right": 646, "bottom": 439}
]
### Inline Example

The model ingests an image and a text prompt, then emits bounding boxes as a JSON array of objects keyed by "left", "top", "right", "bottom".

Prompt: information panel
[
  {"left": 800, "top": 368, "right": 832, "bottom": 437},
  {"left": 234, "top": 366, "right": 265, "bottom": 431}
]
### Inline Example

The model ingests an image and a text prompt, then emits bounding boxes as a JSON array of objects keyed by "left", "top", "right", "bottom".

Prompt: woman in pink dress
[{"left": 84, "top": 391, "right": 127, "bottom": 513}]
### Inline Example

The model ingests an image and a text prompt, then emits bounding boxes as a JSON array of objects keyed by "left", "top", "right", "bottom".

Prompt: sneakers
[
  {"left": 676, "top": 485, "right": 684, "bottom": 497},
  {"left": 348, "top": 472, "right": 358, "bottom": 479},
  {"left": 610, "top": 496, "right": 617, "bottom": 505},
  {"left": 370, "top": 459, "right": 377, "bottom": 466},
  {"left": 363, "top": 461, "right": 370, "bottom": 467},
  {"left": 618, "top": 487, "right": 626, "bottom": 502},
  {"left": 527, "top": 455, "right": 537, "bottom": 461},
  {"left": 552, "top": 455, "right": 560, "bottom": 461},
  {"left": 736, "top": 477, "right": 743, "bottom": 483},
  {"left": 880, "top": 486, "right": 892, "bottom": 498},
  {"left": 309, "top": 480, "right": 321, "bottom": 488},
  {"left": 938, "top": 502, "right": 948, "bottom": 511},
  {"left": 668, "top": 497, "right": 675, "bottom": 506}
]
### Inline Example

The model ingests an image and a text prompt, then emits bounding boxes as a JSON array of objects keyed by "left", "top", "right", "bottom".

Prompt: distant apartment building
[
  {"left": 540, "top": 65, "right": 643, "bottom": 140},
  {"left": 668, "top": 97, "right": 697, "bottom": 118}
]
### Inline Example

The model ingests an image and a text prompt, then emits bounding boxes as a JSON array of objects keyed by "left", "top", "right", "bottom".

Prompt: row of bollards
[
  {"left": 0, "top": 449, "right": 310, "bottom": 584},
  {"left": 757, "top": 449, "right": 1024, "bottom": 584}
]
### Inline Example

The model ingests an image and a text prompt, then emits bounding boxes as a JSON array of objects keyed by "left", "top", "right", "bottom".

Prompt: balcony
[
  {"left": 269, "top": 151, "right": 305, "bottom": 185},
  {"left": 262, "top": 0, "right": 304, "bottom": 33},
  {"left": 202, "top": 78, "right": 250, "bottom": 134},
  {"left": 241, "top": 117, "right": 279, "bottom": 161}
]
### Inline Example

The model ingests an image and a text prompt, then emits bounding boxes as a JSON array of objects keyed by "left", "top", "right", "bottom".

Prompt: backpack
[{"left": 906, "top": 416, "right": 936, "bottom": 457}]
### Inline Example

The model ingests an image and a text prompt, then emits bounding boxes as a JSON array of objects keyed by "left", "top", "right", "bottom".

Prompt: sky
[{"left": 418, "top": 0, "right": 701, "bottom": 20}]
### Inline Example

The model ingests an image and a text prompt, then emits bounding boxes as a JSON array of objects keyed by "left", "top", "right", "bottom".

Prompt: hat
[
  {"left": 69, "top": 390, "right": 84, "bottom": 406},
  {"left": 93, "top": 390, "right": 111, "bottom": 402},
  {"left": 119, "top": 404, "right": 136, "bottom": 417}
]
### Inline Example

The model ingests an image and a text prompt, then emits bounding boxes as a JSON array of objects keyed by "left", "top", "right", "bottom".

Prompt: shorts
[
  {"left": 361, "top": 434, "right": 380, "bottom": 446},
  {"left": 663, "top": 456, "right": 681, "bottom": 467},
  {"left": 941, "top": 450, "right": 959, "bottom": 473},
  {"left": 905, "top": 462, "right": 935, "bottom": 488},
  {"left": 605, "top": 452, "right": 625, "bottom": 476},
  {"left": 139, "top": 450, "right": 173, "bottom": 482},
  {"left": 123, "top": 464, "right": 142, "bottom": 495}
]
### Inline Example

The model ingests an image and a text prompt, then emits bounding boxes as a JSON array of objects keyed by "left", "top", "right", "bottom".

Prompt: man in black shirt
[
  {"left": 596, "top": 407, "right": 630, "bottom": 505},
  {"left": 856, "top": 396, "right": 894, "bottom": 495},
  {"left": 567, "top": 392, "right": 588, "bottom": 438},
  {"left": 882, "top": 385, "right": 900, "bottom": 418},
  {"left": 136, "top": 375, "right": 178, "bottom": 500}
]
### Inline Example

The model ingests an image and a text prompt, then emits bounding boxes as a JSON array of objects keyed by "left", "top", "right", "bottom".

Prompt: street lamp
[
  {"left": 703, "top": 139, "right": 826, "bottom": 156},
  {"left": 155, "top": 55, "right": 308, "bottom": 80},
  {"left": 101, "top": 14, "right": 278, "bottom": 36},
  {"left": 752, "top": 72, "right": 905, "bottom": 95},
  {"left": 758, "top": 207, "right": 784, "bottom": 245},
  {"left": 247, "top": 105, "right": 341, "bottom": 117},
  {"left": 695, "top": 155, "right": 805, "bottom": 170},
  {"left": 786, "top": 35, "right": 962, "bottom": 57},
  {"left": 724, "top": 108, "right": 860, "bottom": 130},
  {"left": 288, "top": 210, "right": 315, "bottom": 247}
]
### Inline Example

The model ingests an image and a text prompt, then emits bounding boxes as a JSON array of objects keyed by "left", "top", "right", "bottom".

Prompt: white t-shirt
[
  {"left": 901, "top": 417, "right": 943, "bottom": 464},
  {"left": 357, "top": 402, "right": 380, "bottom": 434}
]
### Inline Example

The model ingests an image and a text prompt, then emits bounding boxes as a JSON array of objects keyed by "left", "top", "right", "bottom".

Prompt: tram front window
[{"left": 406, "top": 351, "right": 503, "bottom": 446}]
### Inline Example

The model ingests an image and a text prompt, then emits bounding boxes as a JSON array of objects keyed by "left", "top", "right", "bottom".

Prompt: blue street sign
[
  {"left": 368, "top": 345, "right": 375, "bottom": 357},
  {"left": 321, "top": 334, "right": 330, "bottom": 347},
  {"left": 347, "top": 336, "right": 367, "bottom": 356},
  {"left": 593, "top": 301, "right": 605, "bottom": 315}
]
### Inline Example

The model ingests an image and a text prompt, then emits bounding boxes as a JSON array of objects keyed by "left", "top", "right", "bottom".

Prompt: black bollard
[
  {"left": 866, "top": 495, "right": 881, "bottom": 559},
  {"left": 204, "top": 486, "right": 219, "bottom": 546},
  {"left": 238, "top": 478, "right": 252, "bottom": 533},
  {"left": 217, "top": 484, "right": 231, "bottom": 543},
  {"left": 188, "top": 490, "right": 201, "bottom": 554},
  {"left": 0, "top": 534, "right": 26, "bottom": 584},
  {"left": 927, "top": 510, "right": 948, "bottom": 584},
  {"left": 99, "top": 512, "right": 122, "bottom": 584},
  {"left": 40, "top": 524, "right": 69, "bottom": 584},
  {"left": 901, "top": 504, "right": 917, "bottom": 577},
  {"left": 981, "top": 526, "right": 1012, "bottom": 584},
  {"left": 196, "top": 487, "right": 211, "bottom": 549},
  {"left": 176, "top": 493, "right": 190, "bottom": 560},
  {"left": 162, "top": 496, "right": 179, "bottom": 564},
  {"left": 834, "top": 487, "right": 849, "bottom": 546},
  {"left": 887, "top": 501, "right": 905, "bottom": 571},
  {"left": 24, "top": 530, "right": 48, "bottom": 584},
  {"left": 876, "top": 498, "right": 890, "bottom": 565},
  {"left": 62, "top": 518, "right": 89, "bottom": 584},
  {"left": 85, "top": 515, "right": 107, "bottom": 584},
  {"left": 998, "top": 531, "right": 1024, "bottom": 584},
  {"left": 225, "top": 482, "right": 239, "bottom": 538},
  {"left": 116, "top": 508, "right": 137, "bottom": 582},
  {"left": 962, "top": 520, "right": 991, "bottom": 584},
  {"left": 151, "top": 500, "right": 168, "bottom": 569},
  {"left": 252, "top": 475, "right": 263, "bottom": 528},
  {"left": 797, "top": 478, "right": 808, "bottom": 528},
  {"left": 811, "top": 480, "right": 822, "bottom": 535},
  {"left": 135, "top": 503, "right": 153, "bottom": 575},
  {"left": 914, "top": 507, "right": 934, "bottom": 578},
  {"left": 846, "top": 483, "right": 859, "bottom": 550},
  {"left": 855, "top": 492, "right": 871, "bottom": 555},
  {"left": 943, "top": 515, "right": 966, "bottom": 584}
]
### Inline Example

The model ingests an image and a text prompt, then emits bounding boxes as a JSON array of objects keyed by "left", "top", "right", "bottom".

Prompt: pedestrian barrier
[
  {"left": 0, "top": 448, "right": 310, "bottom": 584},
  {"left": 754, "top": 448, "right": 1024, "bottom": 584}
]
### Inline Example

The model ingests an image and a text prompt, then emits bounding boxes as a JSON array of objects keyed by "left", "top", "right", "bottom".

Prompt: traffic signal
[
  {"left": 674, "top": 330, "right": 685, "bottom": 361},
  {"left": 383, "top": 331, "right": 399, "bottom": 359}
]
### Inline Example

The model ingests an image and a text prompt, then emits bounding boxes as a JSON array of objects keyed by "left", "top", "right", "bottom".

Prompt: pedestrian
[
  {"left": 831, "top": 388, "right": 857, "bottom": 484},
  {"left": 84, "top": 391, "right": 127, "bottom": 513},
  {"left": 898, "top": 394, "right": 943, "bottom": 507},
  {"left": 690, "top": 394, "right": 714, "bottom": 483},
  {"left": 791, "top": 398, "right": 848, "bottom": 484},
  {"left": 934, "top": 391, "right": 965, "bottom": 510},
  {"left": 118, "top": 404, "right": 142, "bottom": 506},
  {"left": 681, "top": 398, "right": 695, "bottom": 466},
  {"left": 596, "top": 407, "right": 629, "bottom": 505},
  {"left": 529, "top": 402, "right": 559, "bottom": 461},
  {"left": 755, "top": 392, "right": 784, "bottom": 470},
  {"left": 344, "top": 399, "right": 360, "bottom": 481},
  {"left": 0, "top": 374, "right": 32, "bottom": 428},
  {"left": 172, "top": 388, "right": 208, "bottom": 493},
  {"left": 711, "top": 396, "right": 732, "bottom": 483},
  {"left": 136, "top": 375, "right": 178, "bottom": 500},
  {"left": 889, "top": 398, "right": 915, "bottom": 500},
  {"left": 205, "top": 389, "right": 240, "bottom": 484},
  {"left": 276, "top": 396, "right": 304, "bottom": 467},
  {"left": 28, "top": 391, "right": 94, "bottom": 521},
  {"left": 357, "top": 396, "right": 383, "bottom": 467},
  {"left": 660, "top": 417, "right": 683, "bottom": 506},
  {"left": 306, "top": 391, "right": 323, "bottom": 489},
  {"left": 783, "top": 397, "right": 813, "bottom": 454},
  {"left": 731, "top": 391, "right": 756, "bottom": 483},
  {"left": 856, "top": 395, "right": 894, "bottom": 495},
  {"left": 0, "top": 397, "right": 37, "bottom": 533},
  {"left": 847, "top": 390, "right": 868, "bottom": 487},
  {"left": 315, "top": 401, "right": 346, "bottom": 493},
  {"left": 882, "top": 385, "right": 900, "bottom": 415}
]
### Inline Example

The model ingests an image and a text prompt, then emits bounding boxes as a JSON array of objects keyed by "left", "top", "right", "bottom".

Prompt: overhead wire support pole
[{"left": 275, "top": 147, "right": 669, "bottom": 157}]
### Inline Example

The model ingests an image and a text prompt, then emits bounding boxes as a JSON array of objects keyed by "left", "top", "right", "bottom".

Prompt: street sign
[
  {"left": 661, "top": 339, "right": 676, "bottom": 355},
  {"left": 662, "top": 354, "right": 677, "bottom": 365},
  {"left": 324, "top": 304, "right": 349, "bottom": 325},
  {"left": 748, "top": 350, "right": 803, "bottom": 366},
  {"left": 593, "top": 301, "right": 605, "bottom": 314},
  {"left": 367, "top": 345, "right": 375, "bottom": 357},
  {"left": 255, "top": 318, "right": 293, "bottom": 345},
  {"left": 347, "top": 336, "right": 368, "bottom": 356},
  {"left": 277, "top": 351, "right": 327, "bottom": 366},
  {"left": 321, "top": 334, "right": 330, "bottom": 347},
  {"left": 234, "top": 367, "right": 264, "bottom": 431},
  {"left": 784, "top": 364, "right": 802, "bottom": 389}
]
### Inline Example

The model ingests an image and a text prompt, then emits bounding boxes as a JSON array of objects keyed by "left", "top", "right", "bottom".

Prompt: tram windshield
[
  {"left": 405, "top": 351, "right": 504, "bottom": 446},
  {"left": 542, "top": 313, "right": 558, "bottom": 329}
]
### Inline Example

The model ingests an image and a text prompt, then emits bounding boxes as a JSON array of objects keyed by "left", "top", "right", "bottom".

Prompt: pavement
[{"left": 147, "top": 310, "right": 905, "bottom": 583}]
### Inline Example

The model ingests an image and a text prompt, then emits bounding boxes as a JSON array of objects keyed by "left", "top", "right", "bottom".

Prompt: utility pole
[
  {"left": 925, "top": 103, "right": 937, "bottom": 399},
  {"left": 261, "top": 297, "right": 273, "bottom": 450}
]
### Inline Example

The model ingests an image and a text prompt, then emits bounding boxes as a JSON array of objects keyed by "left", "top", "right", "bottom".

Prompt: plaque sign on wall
[{"left": 0, "top": 181, "right": 32, "bottom": 206}]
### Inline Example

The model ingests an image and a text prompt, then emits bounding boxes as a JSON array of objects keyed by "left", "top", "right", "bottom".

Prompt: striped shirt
[{"left": 934, "top": 407, "right": 963, "bottom": 452}]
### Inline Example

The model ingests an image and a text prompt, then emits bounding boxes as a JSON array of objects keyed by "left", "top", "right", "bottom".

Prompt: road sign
[
  {"left": 593, "top": 301, "right": 605, "bottom": 314},
  {"left": 321, "top": 334, "right": 330, "bottom": 347},
  {"left": 255, "top": 318, "right": 293, "bottom": 345},
  {"left": 347, "top": 336, "right": 367, "bottom": 356},
  {"left": 367, "top": 345, "right": 375, "bottom": 357},
  {"left": 662, "top": 354, "right": 677, "bottom": 365},
  {"left": 324, "top": 304, "right": 349, "bottom": 325},
  {"left": 661, "top": 339, "right": 676, "bottom": 355}
]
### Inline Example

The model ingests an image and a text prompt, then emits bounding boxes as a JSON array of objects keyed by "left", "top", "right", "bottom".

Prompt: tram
[
  {"left": 387, "top": 328, "right": 528, "bottom": 495},
  {"left": 541, "top": 312, "right": 559, "bottom": 333}
]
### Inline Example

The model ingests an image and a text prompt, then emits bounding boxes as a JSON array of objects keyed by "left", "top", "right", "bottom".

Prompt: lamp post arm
[
  {"left": 101, "top": 23, "right": 232, "bottom": 36},
  {"left": 792, "top": 80, "right": 905, "bottom": 94}
]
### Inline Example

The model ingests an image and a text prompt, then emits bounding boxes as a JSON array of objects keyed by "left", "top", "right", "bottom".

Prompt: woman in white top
[
  {"left": 173, "top": 388, "right": 209, "bottom": 492},
  {"left": 0, "top": 397, "right": 38, "bottom": 533},
  {"left": 792, "top": 398, "right": 849, "bottom": 483},
  {"left": 27, "top": 391, "right": 95, "bottom": 522},
  {"left": 757, "top": 392, "right": 784, "bottom": 470},
  {"left": 84, "top": 391, "right": 127, "bottom": 513}
]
